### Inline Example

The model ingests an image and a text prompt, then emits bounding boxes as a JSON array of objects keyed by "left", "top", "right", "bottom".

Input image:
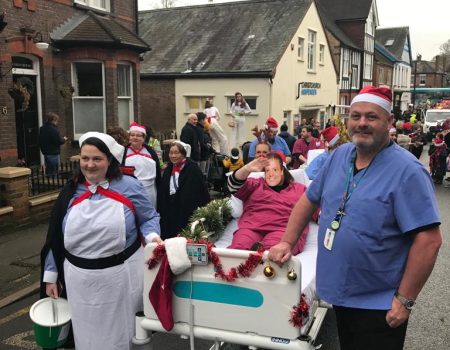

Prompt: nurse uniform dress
[
  {"left": 43, "top": 176, "right": 160, "bottom": 350},
  {"left": 123, "top": 144, "right": 161, "bottom": 208}
]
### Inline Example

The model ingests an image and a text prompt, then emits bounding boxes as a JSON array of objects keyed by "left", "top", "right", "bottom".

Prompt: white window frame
[
  {"left": 227, "top": 95, "right": 258, "bottom": 115},
  {"left": 74, "top": 0, "right": 110, "bottom": 12},
  {"left": 297, "top": 37, "right": 305, "bottom": 60},
  {"left": 364, "top": 53, "right": 373, "bottom": 80},
  {"left": 72, "top": 61, "right": 106, "bottom": 140},
  {"left": 319, "top": 44, "right": 325, "bottom": 65},
  {"left": 342, "top": 49, "right": 350, "bottom": 78},
  {"left": 307, "top": 30, "right": 316, "bottom": 71},
  {"left": 117, "top": 62, "right": 134, "bottom": 130}
]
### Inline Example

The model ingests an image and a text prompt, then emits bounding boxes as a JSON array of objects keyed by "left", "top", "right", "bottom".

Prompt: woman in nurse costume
[
  {"left": 40, "top": 132, "right": 161, "bottom": 350},
  {"left": 122, "top": 122, "right": 161, "bottom": 208}
]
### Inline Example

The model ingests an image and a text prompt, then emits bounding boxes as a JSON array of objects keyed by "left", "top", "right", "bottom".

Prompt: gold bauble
[
  {"left": 287, "top": 269, "right": 297, "bottom": 281},
  {"left": 263, "top": 265, "right": 275, "bottom": 279}
]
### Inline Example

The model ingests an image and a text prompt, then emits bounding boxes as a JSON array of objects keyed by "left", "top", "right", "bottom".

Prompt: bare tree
[
  {"left": 440, "top": 38, "right": 450, "bottom": 56},
  {"left": 161, "top": 0, "right": 177, "bottom": 8}
]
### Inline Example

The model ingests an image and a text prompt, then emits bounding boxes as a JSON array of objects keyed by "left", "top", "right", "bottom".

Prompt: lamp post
[{"left": 412, "top": 53, "right": 422, "bottom": 107}]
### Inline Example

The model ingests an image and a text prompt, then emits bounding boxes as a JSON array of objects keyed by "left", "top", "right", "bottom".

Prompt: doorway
[{"left": 13, "top": 74, "right": 40, "bottom": 166}]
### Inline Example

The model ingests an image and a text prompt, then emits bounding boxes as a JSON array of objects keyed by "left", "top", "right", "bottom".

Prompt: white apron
[
  {"left": 125, "top": 149, "right": 157, "bottom": 208},
  {"left": 64, "top": 197, "right": 143, "bottom": 350}
]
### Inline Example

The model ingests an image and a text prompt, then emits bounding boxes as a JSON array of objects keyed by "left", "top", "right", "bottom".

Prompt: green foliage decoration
[{"left": 180, "top": 198, "right": 232, "bottom": 243}]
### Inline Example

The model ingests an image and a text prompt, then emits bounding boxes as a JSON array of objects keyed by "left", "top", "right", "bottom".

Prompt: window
[
  {"left": 307, "top": 30, "right": 316, "bottom": 71},
  {"left": 364, "top": 53, "right": 373, "bottom": 80},
  {"left": 75, "top": 0, "right": 110, "bottom": 11},
  {"left": 319, "top": 44, "right": 325, "bottom": 65},
  {"left": 72, "top": 62, "right": 105, "bottom": 138},
  {"left": 351, "top": 66, "right": 359, "bottom": 88},
  {"left": 379, "top": 67, "right": 385, "bottom": 84},
  {"left": 297, "top": 37, "right": 304, "bottom": 60},
  {"left": 385, "top": 39, "right": 394, "bottom": 47},
  {"left": 342, "top": 50, "right": 350, "bottom": 77},
  {"left": 117, "top": 64, "right": 134, "bottom": 130},
  {"left": 185, "top": 96, "right": 214, "bottom": 113},
  {"left": 419, "top": 74, "right": 426, "bottom": 86},
  {"left": 228, "top": 96, "right": 257, "bottom": 113}
]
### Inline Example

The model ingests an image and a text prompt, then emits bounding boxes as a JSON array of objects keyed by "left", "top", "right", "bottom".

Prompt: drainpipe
[
  {"left": 269, "top": 77, "right": 273, "bottom": 116},
  {"left": 135, "top": 0, "right": 139, "bottom": 34}
]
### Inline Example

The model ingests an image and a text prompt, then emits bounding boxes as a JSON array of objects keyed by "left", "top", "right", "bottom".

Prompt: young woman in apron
[
  {"left": 123, "top": 122, "right": 161, "bottom": 208},
  {"left": 41, "top": 132, "right": 161, "bottom": 350}
]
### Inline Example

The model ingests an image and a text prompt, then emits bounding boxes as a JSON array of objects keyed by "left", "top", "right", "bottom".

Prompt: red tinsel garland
[
  {"left": 146, "top": 240, "right": 264, "bottom": 282},
  {"left": 289, "top": 293, "right": 309, "bottom": 328}
]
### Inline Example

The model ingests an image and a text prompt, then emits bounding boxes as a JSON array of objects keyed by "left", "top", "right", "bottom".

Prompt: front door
[{"left": 13, "top": 74, "right": 40, "bottom": 166}]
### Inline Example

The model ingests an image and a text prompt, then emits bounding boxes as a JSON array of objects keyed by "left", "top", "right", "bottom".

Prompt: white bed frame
[{"left": 133, "top": 169, "right": 328, "bottom": 350}]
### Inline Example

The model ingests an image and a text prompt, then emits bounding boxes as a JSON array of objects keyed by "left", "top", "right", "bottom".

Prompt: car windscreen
[{"left": 426, "top": 111, "right": 450, "bottom": 122}]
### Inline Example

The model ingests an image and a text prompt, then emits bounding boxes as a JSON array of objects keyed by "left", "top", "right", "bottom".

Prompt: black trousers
[{"left": 334, "top": 306, "right": 408, "bottom": 350}]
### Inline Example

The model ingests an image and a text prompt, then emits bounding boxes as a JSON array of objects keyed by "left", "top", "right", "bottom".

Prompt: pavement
[{"left": 0, "top": 223, "right": 48, "bottom": 308}]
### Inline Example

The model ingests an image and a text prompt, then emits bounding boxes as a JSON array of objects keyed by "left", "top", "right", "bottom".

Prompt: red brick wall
[
  {"left": 140, "top": 79, "right": 176, "bottom": 132},
  {"left": 0, "top": 0, "right": 141, "bottom": 166}
]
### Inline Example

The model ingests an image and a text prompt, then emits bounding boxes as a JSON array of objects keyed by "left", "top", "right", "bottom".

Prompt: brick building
[{"left": 0, "top": 0, "right": 149, "bottom": 167}]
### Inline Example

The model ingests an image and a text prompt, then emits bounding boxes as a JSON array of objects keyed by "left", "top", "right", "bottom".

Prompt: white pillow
[{"left": 306, "top": 149, "right": 325, "bottom": 165}]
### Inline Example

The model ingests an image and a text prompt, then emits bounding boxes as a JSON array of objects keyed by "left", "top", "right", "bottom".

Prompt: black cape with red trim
[
  {"left": 39, "top": 180, "right": 77, "bottom": 299},
  {"left": 157, "top": 159, "right": 210, "bottom": 239}
]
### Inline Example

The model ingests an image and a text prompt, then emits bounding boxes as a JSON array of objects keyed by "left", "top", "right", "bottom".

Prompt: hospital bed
[{"left": 134, "top": 168, "right": 328, "bottom": 350}]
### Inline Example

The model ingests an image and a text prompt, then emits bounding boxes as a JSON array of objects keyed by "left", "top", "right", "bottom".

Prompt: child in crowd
[
  {"left": 429, "top": 134, "right": 448, "bottom": 184},
  {"left": 223, "top": 148, "right": 244, "bottom": 172}
]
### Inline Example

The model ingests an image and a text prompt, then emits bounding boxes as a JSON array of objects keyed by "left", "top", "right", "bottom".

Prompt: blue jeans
[{"left": 44, "top": 154, "right": 60, "bottom": 176}]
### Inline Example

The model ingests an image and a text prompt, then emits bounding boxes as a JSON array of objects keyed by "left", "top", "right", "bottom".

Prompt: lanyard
[{"left": 330, "top": 142, "right": 392, "bottom": 231}]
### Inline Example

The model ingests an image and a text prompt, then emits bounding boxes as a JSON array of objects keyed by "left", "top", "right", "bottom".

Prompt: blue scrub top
[
  {"left": 306, "top": 151, "right": 329, "bottom": 180},
  {"left": 307, "top": 142, "right": 440, "bottom": 309},
  {"left": 248, "top": 136, "right": 291, "bottom": 158}
]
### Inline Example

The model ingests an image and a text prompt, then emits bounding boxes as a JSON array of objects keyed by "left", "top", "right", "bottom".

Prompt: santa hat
[
  {"left": 351, "top": 86, "right": 392, "bottom": 113},
  {"left": 434, "top": 138, "right": 445, "bottom": 147},
  {"left": 79, "top": 132, "right": 125, "bottom": 163},
  {"left": 129, "top": 121, "right": 146, "bottom": 135},
  {"left": 264, "top": 116, "right": 279, "bottom": 132},
  {"left": 149, "top": 238, "right": 191, "bottom": 331},
  {"left": 320, "top": 127, "right": 340, "bottom": 146}
]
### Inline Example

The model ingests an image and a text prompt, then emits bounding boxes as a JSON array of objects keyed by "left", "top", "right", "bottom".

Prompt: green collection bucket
[{"left": 29, "top": 297, "right": 71, "bottom": 349}]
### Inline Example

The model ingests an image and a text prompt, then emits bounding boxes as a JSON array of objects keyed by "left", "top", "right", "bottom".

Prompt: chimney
[{"left": 435, "top": 55, "right": 440, "bottom": 72}]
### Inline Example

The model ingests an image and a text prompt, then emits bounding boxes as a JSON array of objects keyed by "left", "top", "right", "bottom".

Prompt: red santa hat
[
  {"left": 264, "top": 116, "right": 279, "bottom": 132},
  {"left": 149, "top": 237, "right": 192, "bottom": 331},
  {"left": 434, "top": 138, "right": 445, "bottom": 147},
  {"left": 320, "top": 127, "right": 340, "bottom": 146},
  {"left": 351, "top": 86, "right": 392, "bottom": 113},
  {"left": 129, "top": 121, "right": 146, "bottom": 135}
]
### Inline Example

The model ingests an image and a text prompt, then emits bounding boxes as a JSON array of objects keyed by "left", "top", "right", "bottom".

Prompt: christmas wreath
[
  {"left": 179, "top": 198, "right": 232, "bottom": 242},
  {"left": 8, "top": 77, "right": 34, "bottom": 112}
]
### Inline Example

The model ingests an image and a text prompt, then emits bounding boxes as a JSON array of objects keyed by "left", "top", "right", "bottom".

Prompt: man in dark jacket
[
  {"left": 180, "top": 113, "right": 201, "bottom": 162},
  {"left": 278, "top": 123, "right": 296, "bottom": 153},
  {"left": 38, "top": 112, "right": 67, "bottom": 176}
]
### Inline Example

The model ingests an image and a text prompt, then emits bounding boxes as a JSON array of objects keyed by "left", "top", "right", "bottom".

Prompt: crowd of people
[{"left": 39, "top": 86, "right": 444, "bottom": 350}]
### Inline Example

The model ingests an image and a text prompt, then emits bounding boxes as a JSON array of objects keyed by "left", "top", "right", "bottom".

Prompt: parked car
[{"left": 424, "top": 109, "right": 450, "bottom": 140}]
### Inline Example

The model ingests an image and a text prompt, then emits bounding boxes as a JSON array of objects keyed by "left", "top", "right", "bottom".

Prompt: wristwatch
[{"left": 394, "top": 292, "right": 416, "bottom": 310}]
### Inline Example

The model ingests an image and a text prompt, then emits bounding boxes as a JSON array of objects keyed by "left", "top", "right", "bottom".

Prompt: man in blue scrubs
[{"left": 269, "top": 86, "right": 442, "bottom": 350}]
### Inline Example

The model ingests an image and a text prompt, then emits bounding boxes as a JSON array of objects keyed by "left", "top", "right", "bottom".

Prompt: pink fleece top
[{"left": 235, "top": 177, "right": 307, "bottom": 234}]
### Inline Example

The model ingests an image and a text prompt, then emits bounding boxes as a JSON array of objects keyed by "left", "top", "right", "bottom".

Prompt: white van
[{"left": 424, "top": 109, "right": 450, "bottom": 134}]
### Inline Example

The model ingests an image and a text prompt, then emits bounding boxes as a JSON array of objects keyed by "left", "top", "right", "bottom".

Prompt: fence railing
[{"left": 28, "top": 160, "right": 79, "bottom": 197}]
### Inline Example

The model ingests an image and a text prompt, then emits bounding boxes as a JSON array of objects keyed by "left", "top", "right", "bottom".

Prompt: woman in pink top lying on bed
[{"left": 227, "top": 151, "right": 315, "bottom": 253}]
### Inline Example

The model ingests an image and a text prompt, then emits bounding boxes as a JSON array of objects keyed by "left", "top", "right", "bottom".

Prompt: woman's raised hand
[{"left": 245, "top": 157, "right": 270, "bottom": 173}]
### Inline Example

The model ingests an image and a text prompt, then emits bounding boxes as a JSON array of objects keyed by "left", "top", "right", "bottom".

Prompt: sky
[{"left": 138, "top": 0, "right": 450, "bottom": 61}]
